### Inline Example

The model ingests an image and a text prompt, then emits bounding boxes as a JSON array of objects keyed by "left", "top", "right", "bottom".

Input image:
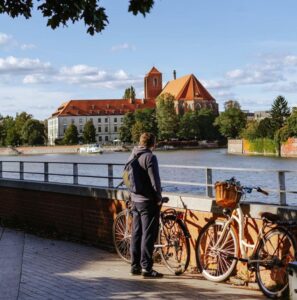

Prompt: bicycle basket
[{"left": 215, "top": 181, "right": 242, "bottom": 208}]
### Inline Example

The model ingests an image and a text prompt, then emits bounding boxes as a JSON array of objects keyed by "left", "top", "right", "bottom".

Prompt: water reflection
[{"left": 1, "top": 149, "right": 297, "bottom": 205}]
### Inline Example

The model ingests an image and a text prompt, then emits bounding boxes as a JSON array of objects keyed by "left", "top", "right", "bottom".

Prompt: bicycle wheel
[
  {"left": 157, "top": 215, "right": 190, "bottom": 275},
  {"left": 113, "top": 209, "right": 132, "bottom": 263},
  {"left": 196, "top": 220, "right": 238, "bottom": 282},
  {"left": 255, "top": 227, "right": 297, "bottom": 299}
]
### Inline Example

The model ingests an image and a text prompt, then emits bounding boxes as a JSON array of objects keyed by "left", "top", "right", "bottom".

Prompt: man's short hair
[{"left": 139, "top": 132, "right": 156, "bottom": 148}]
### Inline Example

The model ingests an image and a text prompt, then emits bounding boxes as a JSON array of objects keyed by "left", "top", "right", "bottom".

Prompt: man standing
[{"left": 128, "top": 132, "right": 163, "bottom": 278}]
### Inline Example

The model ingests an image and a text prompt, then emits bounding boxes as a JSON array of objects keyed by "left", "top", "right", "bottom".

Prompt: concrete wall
[
  {"left": 229, "top": 138, "right": 297, "bottom": 157},
  {"left": 0, "top": 179, "right": 296, "bottom": 273}
]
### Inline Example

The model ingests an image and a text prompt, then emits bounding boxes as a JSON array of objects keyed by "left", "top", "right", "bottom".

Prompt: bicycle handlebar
[{"left": 241, "top": 185, "right": 269, "bottom": 196}]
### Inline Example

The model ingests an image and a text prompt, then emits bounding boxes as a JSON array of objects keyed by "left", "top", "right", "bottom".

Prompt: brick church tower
[{"left": 144, "top": 67, "right": 162, "bottom": 100}]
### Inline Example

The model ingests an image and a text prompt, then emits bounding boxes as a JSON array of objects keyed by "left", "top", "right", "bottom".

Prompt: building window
[
  {"left": 63, "top": 125, "right": 67, "bottom": 133},
  {"left": 71, "top": 119, "right": 75, "bottom": 124},
  {"left": 105, "top": 126, "right": 108, "bottom": 132},
  {"left": 98, "top": 118, "right": 101, "bottom": 123},
  {"left": 90, "top": 118, "right": 93, "bottom": 123},
  {"left": 120, "top": 117, "right": 123, "bottom": 122},
  {"left": 105, "top": 118, "right": 108, "bottom": 123},
  {"left": 114, "top": 126, "right": 117, "bottom": 132},
  {"left": 105, "top": 136, "right": 108, "bottom": 141},
  {"left": 79, "top": 118, "right": 83, "bottom": 123},
  {"left": 99, "top": 136, "right": 102, "bottom": 141},
  {"left": 153, "top": 77, "right": 158, "bottom": 87},
  {"left": 114, "top": 117, "right": 117, "bottom": 123},
  {"left": 98, "top": 127, "right": 101, "bottom": 132},
  {"left": 79, "top": 125, "right": 83, "bottom": 133}
]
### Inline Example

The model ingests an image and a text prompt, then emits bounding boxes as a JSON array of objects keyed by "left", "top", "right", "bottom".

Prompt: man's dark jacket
[{"left": 127, "top": 146, "right": 162, "bottom": 203}]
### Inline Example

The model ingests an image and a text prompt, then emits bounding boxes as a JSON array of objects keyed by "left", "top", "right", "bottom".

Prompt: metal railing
[{"left": 0, "top": 160, "right": 296, "bottom": 206}]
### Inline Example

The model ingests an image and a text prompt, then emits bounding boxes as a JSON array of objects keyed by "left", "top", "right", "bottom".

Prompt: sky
[{"left": 1, "top": 0, "right": 297, "bottom": 120}]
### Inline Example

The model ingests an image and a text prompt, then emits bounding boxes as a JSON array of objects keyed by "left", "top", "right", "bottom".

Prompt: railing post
[
  {"left": 20, "top": 162, "right": 24, "bottom": 180},
  {"left": 108, "top": 164, "right": 114, "bottom": 188},
  {"left": 73, "top": 163, "right": 78, "bottom": 185},
  {"left": 278, "top": 171, "right": 287, "bottom": 205},
  {"left": 206, "top": 168, "right": 213, "bottom": 198},
  {"left": 44, "top": 162, "right": 49, "bottom": 182},
  {"left": 0, "top": 161, "right": 2, "bottom": 178}
]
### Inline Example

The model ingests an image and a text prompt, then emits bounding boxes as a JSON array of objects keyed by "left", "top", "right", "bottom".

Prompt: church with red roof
[{"left": 48, "top": 67, "right": 218, "bottom": 145}]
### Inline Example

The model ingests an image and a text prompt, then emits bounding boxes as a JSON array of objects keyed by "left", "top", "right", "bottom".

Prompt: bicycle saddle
[{"left": 260, "top": 212, "right": 281, "bottom": 223}]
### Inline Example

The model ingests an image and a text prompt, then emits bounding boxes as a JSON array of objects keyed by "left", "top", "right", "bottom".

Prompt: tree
[
  {"left": 270, "top": 95, "right": 290, "bottom": 130},
  {"left": 197, "top": 108, "right": 220, "bottom": 140},
  {"left": 224, "top": 100, "right": 241, "bottom": 111},
  {"left": 214, "top": 107, "right": 247, "bottom": 139},
  {"left": 83, "top": 120, "right": 96, "bottom": 143},
  {"left": 286, "top": 110, "right": 297, "bottom": 137},
  {"left": 21, "top": 119, "right": 45, "bottom": 145},
  {"left": 14, "top": 112, "right": 33, "bottom": 145},
  {"left": 123, "top": 86, "right": 136, "bottom": 99},
  {"left": 119, "top": 112, "right": 135, "bottom": 143},
  {"left": 178, "top": 111, "right": 200, "bottom": 140},
  {"left": 241, "top": 120, "right": 259, "bottom": 140},
  {"left": 63, "top": 124, "right": 79, "bottom": 145},
  {"left": 0, "top": 0, "right": 154, "bottom": 35},
  {"left": 134, "top": 108, "right": 158, "bottom": 136},
  {"left": 256, "top": 118, "right": 276, "bottom": 139},
  {"left": 131, "top": 121, "right": 145, "bottom": 143},
  {"left": 156, "top": 93, "right": 179, "bottom": 140}
]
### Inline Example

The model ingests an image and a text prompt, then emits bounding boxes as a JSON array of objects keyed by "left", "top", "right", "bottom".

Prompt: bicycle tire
[
  {"left": 255, "top": 227, "right": 297, "bottom": 299},
  {"left": 113, "top": 209, "right": 132, "bottom": 263},
  {"left": 196, "top": 219, "right": 238, "bottom": 282},
  {"left": 157, "top": 215, "right": 190, "bottom": 275}
]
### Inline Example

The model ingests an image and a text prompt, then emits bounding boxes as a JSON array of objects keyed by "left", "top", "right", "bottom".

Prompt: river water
[{"left": 1, "top": 148, "right": 297, "bottom": 206}]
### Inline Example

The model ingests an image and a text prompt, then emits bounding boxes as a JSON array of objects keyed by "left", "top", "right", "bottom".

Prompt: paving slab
[{"left": 0, "top": 227, "right": 267, "bottom": 300}]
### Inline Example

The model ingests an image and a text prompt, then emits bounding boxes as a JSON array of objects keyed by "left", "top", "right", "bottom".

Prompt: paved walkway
[{"left": 0, "top": 227, "right": 267, "bottom": 300}]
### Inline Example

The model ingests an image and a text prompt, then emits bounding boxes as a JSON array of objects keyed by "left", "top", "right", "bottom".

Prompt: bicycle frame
[{"left": 215, "top": 203, "right": 265, "bottom": 260}]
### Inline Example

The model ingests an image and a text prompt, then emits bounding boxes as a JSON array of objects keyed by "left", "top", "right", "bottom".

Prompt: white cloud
[
  {"left": 0, "top": 33, "right": 17, "bottom": 49},
  {"left": 20, "top": 43, "right": 36, "bottom": 50},
  {"left": 0, "top": 56, "right": 51, "bottom": 74},
  {"left": 111, "top": 43, "right": 136, "bottom": 52}
]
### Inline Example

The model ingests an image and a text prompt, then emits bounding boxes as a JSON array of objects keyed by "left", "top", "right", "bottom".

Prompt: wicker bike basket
[{"left": 215, "top": 181, "right": 242, "bottom": 208}]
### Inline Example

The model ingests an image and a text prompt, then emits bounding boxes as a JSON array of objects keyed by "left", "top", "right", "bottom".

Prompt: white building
[{"left": 47, "top": 99, "right": 155, "bottom": 145}]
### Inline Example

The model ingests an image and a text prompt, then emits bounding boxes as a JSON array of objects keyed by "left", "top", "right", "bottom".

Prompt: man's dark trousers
[{"left": 131, "top": 201, "right": 160, "bottom": 271}]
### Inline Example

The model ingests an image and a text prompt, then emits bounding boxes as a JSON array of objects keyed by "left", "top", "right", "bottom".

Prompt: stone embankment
[
  {"left": 0, "top": 145, "right": 128, "bottom": 156},
  {"left": 228, "top": 138, "right": 297, "bottom": 157}
]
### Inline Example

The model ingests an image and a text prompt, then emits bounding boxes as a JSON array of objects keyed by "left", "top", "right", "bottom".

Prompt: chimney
[{"left": 173, "top": 70, "right": 176, "bottom": 80}]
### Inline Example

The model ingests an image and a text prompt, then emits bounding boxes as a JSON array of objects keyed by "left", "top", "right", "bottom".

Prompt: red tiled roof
[
  {"left": 51, "top": 99, "right": 156, "bottom": 117},
  {"left": 160, "top": 74, "right": 215, "bottom": 101},
  {"left": 146, "top": 66, "right": 161, "bottom": 75}
]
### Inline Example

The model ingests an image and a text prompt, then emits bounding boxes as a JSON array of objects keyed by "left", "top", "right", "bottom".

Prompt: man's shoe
[
  {"left": 130, "top": 267, "right": 142, "bottom": 276},
  {"left": 142, "top": 269, "right": 163, "bottom": 278}
]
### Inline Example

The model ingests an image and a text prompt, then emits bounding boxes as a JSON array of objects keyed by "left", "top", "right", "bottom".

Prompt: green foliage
[
  {"left": 241, "top": 120, "right": 259, "bottom": 140},
  {"left": 131, "top": 121, "right": 145, "bottom": 143},
  {"left": 285, "top": 110, "right": 297, "bottom": 137},
  {"left": 256, "top": 118, "right": 276, "bottom": 139},
  {"left": 178, "top": 111, "right": 200, "bottom": 140},
  {"left": 83, "top": 120, "right": 96, "bottom": 143},
  {"left": 134, "top": 108, "right": 158, "bottom": 136},
  {"left": 214, "top": 107, "right": 247, "bottom": 139},
  {"left": 0, "top": 0, "right": 154, "bottom": 35},
  {"left": 123, "top": 86, "right": 136, "bottom": 99},
  {"left": 119, "top": 112, "right": 135, "bottom": 143},
  {"left": 197, "top": 108, "right": 220, "bottom": 140},
  {"left": 21, "top": 119, "right": 45, "bottom": 146},
  {"left": 248, "top": 138, "right": 277, "bottom": 154},
  {"left": 156, "top": 93, "right": 179, "bottom": 140},
  {"left": 270, "top": 95, "right": 290, "bottom": 130},
  {"left": 63, "top": 124, "right": 79, "bottom": 145}
]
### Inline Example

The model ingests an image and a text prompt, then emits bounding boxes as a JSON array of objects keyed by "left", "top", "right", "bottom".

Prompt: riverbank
[
  {"left": 228, "top": 138, "right": 297, "bottom": 158},
  {"left": 0, "top": 145, "right": 128, "bottom": 156}
]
